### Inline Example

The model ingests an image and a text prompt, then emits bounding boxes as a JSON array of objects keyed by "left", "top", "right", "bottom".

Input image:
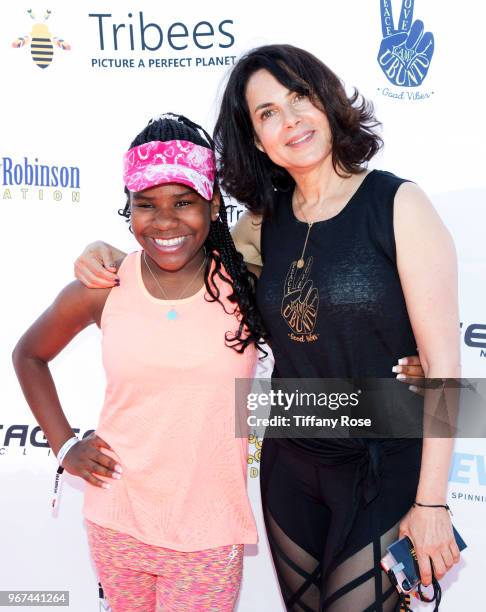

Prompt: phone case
[{"left": 381, "top": 525, "right": 466, "bottom": 594}]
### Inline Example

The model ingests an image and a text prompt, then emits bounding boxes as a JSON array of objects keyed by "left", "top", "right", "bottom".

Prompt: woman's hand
[
  {"left": 74, "top": 241, "right": 126, "bottom": 288},
  {"left": 393, "top": 355, "right": 425, "bottom": 394},
  {"left": 62, "top": 433, "right": 122, "bottom": 488},
  {"left": 399, "top": 504, "right": 460, "bottom": 586}
]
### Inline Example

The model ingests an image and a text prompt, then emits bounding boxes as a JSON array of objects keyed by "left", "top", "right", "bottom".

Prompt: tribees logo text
[{"left": 88, "top": 12, "right": 236, "bottom": 70}]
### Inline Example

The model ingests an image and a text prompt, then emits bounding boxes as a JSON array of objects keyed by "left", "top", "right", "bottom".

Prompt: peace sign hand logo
[
  {"left": 281, "top": 257, "right": 319, "bottom": 336},
  {"left": 378, "top": 0, "right": 434, "bottom": 87}
]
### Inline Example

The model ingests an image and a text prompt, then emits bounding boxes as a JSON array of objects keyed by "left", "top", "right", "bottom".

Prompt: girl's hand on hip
[
  {"left": 399, "top": 504, "right": 460, "bottom": 586},
  {"left": 62, "top": 433, "right": 122, "bottom": 488}
]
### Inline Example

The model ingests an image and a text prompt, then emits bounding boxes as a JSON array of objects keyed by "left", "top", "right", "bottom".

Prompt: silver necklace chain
[{"left": 142, "top": 250, "right": 206, "bottom": 302}]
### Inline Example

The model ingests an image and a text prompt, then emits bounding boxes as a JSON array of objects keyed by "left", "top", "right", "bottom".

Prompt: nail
[
  {"left": 396, "top": 374, "right": 406, "bottom": 380},
  {"left": 114, "top": 279, "right": 120, "bottom": 287},
  {"left": 109, "top": 263, "right": 116, "bottom": 269},
  {"left": 398, "top": 358, "right": 407, "bottom": 365},
  {"left": 392, "top": 366, "right": 400, "bottom": 373},
  {"left": 114, "top": 464, "right": 122, "bottom": 473},
  {"left": 102, "top": 483, "right": 111, "bottom": 489},
  {"left": 112, "top": 473, "right": 121, "bottom": 480}
]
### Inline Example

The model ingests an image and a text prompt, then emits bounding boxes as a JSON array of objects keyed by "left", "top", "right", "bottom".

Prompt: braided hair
[{"left": 119, "top": 113, "right": 267, "bottom": 355}]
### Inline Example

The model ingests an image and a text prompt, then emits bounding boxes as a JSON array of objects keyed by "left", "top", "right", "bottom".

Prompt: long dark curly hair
[
  {"left": 119, "top": 113, "right": 267, "bottom": 355},
  {"left": 214, "top": 44, "right": 383, "bottom": 219}
]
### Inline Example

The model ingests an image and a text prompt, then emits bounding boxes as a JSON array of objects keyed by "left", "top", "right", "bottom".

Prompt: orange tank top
[{"left": 83, "top": 251, "right": 257, "bottom": 551}]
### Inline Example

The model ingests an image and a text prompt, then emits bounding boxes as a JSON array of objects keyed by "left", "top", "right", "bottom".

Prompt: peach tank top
[{"left": 83, "top": 251, "right": 257, "bottom": 551}]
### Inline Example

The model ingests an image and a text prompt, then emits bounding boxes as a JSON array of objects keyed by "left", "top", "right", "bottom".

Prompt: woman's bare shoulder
[{"left": 231, "top": 211, "right": 263, "bottom": 266}]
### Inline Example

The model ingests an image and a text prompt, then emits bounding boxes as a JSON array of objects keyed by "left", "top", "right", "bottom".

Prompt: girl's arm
[
  {"left": 12, "top": 281, "right": 120, "bottom": 487},
  {"left": 393, "top": 182, "right": 461, "bottom": 585}
]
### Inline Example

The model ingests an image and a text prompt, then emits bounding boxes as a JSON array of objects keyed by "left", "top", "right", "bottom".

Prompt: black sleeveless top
[
  {"left": 257, "top": 170, "right": 417, "bottom": 379},
  {"left": 256, "top": 169, "right": 423, "bottom": 465},
  {"left": 256, "top": 171, "right": 422, "bottom": 532}
]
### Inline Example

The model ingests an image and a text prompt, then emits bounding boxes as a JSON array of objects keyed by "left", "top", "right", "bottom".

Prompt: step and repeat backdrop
[{"left": 1, "top": 1, "right": 485, "bottom": 610}]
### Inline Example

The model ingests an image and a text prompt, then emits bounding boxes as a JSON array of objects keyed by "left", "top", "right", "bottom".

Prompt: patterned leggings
[{"left": 86, "top": 520, "right": 243, "bottom": 611}]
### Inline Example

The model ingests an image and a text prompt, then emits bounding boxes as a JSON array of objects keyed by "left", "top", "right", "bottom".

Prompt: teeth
[
  {"left": 154, "top": 237, "right": 185, "bottom": 247},
  {"left": 290, "top": 132, "right": 312, "bottom": 145}
]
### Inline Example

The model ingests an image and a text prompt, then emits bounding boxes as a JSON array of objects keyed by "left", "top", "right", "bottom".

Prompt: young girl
[{"left": 12, "top": 114, "right": 266, "bottom": 611}]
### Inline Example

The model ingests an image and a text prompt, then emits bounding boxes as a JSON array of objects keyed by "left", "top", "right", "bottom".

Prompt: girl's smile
[{"left": 151, "top": 235, "right": 190, "bottom": 252}]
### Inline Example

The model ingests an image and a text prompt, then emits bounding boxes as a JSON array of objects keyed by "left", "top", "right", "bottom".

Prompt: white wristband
[{"left": 57, "top": 436, "right": 79, "bottom": 466}]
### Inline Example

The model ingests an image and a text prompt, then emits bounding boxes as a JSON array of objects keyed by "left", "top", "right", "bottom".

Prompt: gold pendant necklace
[{"left": 297, "top": 222, "right": 313, "bottom": 269}]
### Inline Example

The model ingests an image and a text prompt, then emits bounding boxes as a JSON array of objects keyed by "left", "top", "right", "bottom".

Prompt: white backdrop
[{"left": 1, "top": 1, "right": 485, "bottom": 610}]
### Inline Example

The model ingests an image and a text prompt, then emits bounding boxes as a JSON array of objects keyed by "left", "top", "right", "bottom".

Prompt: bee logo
[{"left": 12, "top": 9, "right": 70, "bottom": 70}]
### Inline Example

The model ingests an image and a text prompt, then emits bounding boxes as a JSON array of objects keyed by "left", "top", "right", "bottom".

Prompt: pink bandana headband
[{"left": 123, "top": 139, "right": 216, "bottom": 200}]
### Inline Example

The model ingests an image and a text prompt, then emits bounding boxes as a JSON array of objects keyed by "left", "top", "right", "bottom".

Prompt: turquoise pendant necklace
[
  {"left": 142, "top": 251, "right": 206, "bottom": 321},
  {"left": 167, "top": 309, "right": 177, "bottom": 321}
]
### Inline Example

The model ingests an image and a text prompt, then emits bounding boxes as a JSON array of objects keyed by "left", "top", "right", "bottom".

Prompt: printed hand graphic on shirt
[
  {"left": 281, "top": 257, "right": 319, "bottom": 335},
  {"left": 378, "top": 0, "right": 434, "bottom": 87}
]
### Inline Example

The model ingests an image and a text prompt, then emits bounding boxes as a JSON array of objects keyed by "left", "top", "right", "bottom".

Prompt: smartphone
[{"left": 381, "top": 526, "right": 467, "bottom": 595}]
